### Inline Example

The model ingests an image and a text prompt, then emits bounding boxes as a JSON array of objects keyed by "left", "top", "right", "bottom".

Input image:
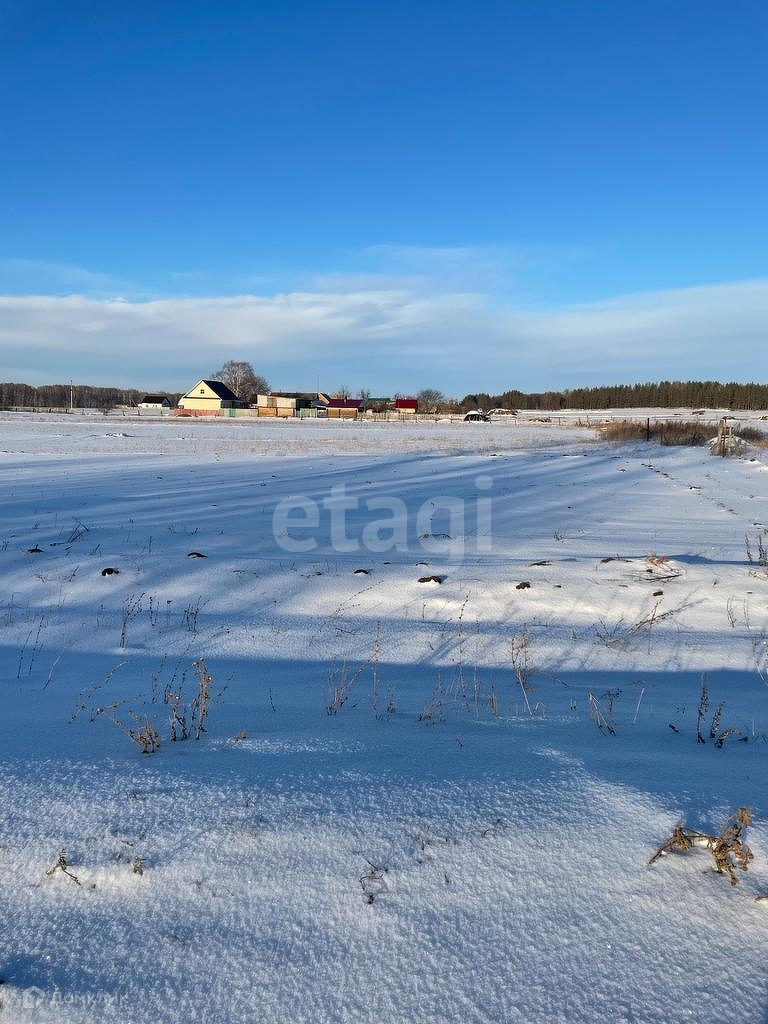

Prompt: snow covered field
[{"left": 1, "top": 411, "right": 768, "bottom": 1023}]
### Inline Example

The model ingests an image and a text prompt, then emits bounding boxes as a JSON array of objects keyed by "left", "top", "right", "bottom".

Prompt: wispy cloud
[
  {"left": 0, "top": 258, "right": 145, "bottom": 298},
  {"left": 0, "top": 253, "right": 765, "bottom": 393},
  {"left": 361, "top": 242, "right": 591, "bottom": 272},
  {"left": 347, "top": 242, "right": 591, "bottom": 296}
]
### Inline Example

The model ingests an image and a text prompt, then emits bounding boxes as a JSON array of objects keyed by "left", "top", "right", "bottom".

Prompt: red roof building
[
  {"left": 325, "top": 397, "right": 363, "bottom": 419},
  {"left": 326, "top": 398, "right": 363, "bottom": 409}
]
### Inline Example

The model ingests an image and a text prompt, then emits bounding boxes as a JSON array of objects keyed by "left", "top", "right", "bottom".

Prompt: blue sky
[{"left": 1, "top": 0, "right": 766, "bottom": 396}]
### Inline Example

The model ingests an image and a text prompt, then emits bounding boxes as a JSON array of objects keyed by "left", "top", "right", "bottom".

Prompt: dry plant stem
[
  {"left": 326, "top": 659, "right": 367, "bottom": 714},
  {"left": 746, "top": 530, "right": 768, "bottom": 578},
  {"left": 43, "top": 640, "right": 75, "bottom": 690},
  {"left": 359, "top": 858, "right": 387, "bottom": 904},
  {"left": 17, "top": 614, "right": 47, "bottom": 678},
  {"left": 119, "top": 593, "right": 144, "bottom": 648},
  {"left": 166, "top": 688, "right": 189, "bottom": 741},
  {"left": 694, "top": 675, "right": 740, "bottom": 746},
  {"left": 488, "top": 686, "right": 498, "bottom": 716},
  {"left": 371, "top": 620, "right": 382, "bottom": 719},
  {"left": 587, "top": 691, "right": 616, "bottom": 735},
  {"left": 419, "top": 675, "right": 447, "bottom": 723},
  {"left": 696, "top": 676, "right": 709, "bottom": 744},
  {"left": 455, "top": 593, "right": 470, "bottom": 707},
  {"left": 510, "top": 627, "right": 533, "bottom": 716},
  {"left": 125, "top": 711, "right": 161, "bottom": 753},
  {"left": 165, "top": 658, "right": 221, "bottom": 741},
  {"left": 596, "top": 600, "right": 682, "bottom": 650},
  {"left": 649, "top": 807, "right": 754, "bottom": 885},
  {"left": 192, "top": 658, "right": 212, "bottom": 739},
  {"left": 72, "top": 658, "right": 223, "bottom": 753},
  {"left": 183, "top": 597, "right": 207, "bottom": 634},
  {"left": 632, "top": 686, "right": 646, "bottom": 724},
  {"left": 46, "top": 849, "right": 81, "bottom": 886},
  {"left": 326, "top": 627, "right": 384, "bottom": 715}
]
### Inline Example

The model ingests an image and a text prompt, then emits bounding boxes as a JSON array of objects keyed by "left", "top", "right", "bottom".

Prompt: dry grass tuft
[
  {"left": 598, "top": 419, "right": 710, "bottom": 446},
  {"left": 649, "top": 807, "right": 754, "bottom": 885},
  {"left": 598, "top": 419, "right": 768, "bottom": 448}
]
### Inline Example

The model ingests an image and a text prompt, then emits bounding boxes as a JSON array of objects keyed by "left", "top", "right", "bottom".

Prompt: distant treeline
[
  {"left": 0, "top": 383, "right": 180, "bottom": 410},
  {"left": 2, "top": 379, "right": 768, "bottom": 413},
  {"left": 461, "top": 380, "right": 768, "bottom": 412}
]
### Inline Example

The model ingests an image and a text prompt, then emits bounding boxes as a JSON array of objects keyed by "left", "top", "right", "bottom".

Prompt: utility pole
[{"left": 69, "top": 380, "right": 74, "bottom": 412}]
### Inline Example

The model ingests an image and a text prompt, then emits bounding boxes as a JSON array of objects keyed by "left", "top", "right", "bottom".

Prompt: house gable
[{"left": 177, "top": 379, "right": 242, "bottom": 413}]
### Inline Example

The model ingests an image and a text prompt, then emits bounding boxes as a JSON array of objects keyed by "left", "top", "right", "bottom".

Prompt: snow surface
[{"left": 1, "top": 411, "right": 768, "bottom": 1023}]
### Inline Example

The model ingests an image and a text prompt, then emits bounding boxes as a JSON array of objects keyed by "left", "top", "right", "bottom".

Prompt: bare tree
[
  {"left": 417, "top": 387, "right": 445, "bottom": 412},
  {"left": 211, "top": 360, "right": 269, "bottom": 398}
]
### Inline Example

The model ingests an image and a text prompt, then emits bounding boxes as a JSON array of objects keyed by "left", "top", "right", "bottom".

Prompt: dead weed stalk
[
  {"left": 696, "top": 676, "right": 740, "bottom": 747},
  {"left": 649, "top": 807, "right": 754, "bottom": 885},
  {"left": 72, "top": 658, "right": 224, "bottom": 753},
  {"left": 587, "top": 690, "right": 618, "bottom": 735},
  {"left": 596, "top": 600, "right": 682, "bottom": 651},
  {"left": 746, "top": 529, "right": 768, "bottom": 578},
  {"left": 326, "top": 659, "right": 367, "bottom": 714},
  {"left": 46, "top": 848, "right": 81, "bottom": 886},
  {"left": 510, "top": 626, "right": 534, "bottom": 716}
]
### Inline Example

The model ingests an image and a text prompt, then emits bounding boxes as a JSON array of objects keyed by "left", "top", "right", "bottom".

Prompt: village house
[
  {"left": 138, "top": 394, "right": 172, "bottom": 411},
  {"left": 176, "top": 379, "right": 244, "bottom": 414},
  {"left": 325, "top": 397, "right": 364, "bottom": 419},
  {"left": 393, "top": 397, "right": 418, "bottom": 415},
  {"left": 250, "top": 392, "right": 329, "bottom": 418},
  {"left": 174, "top": 380, "right": 426, "bottom": 420}
]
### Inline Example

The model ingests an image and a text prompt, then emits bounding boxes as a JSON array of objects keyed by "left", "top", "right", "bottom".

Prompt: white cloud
[{"left": 0, "top": 276, "right": 766, "bottom": 394}]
